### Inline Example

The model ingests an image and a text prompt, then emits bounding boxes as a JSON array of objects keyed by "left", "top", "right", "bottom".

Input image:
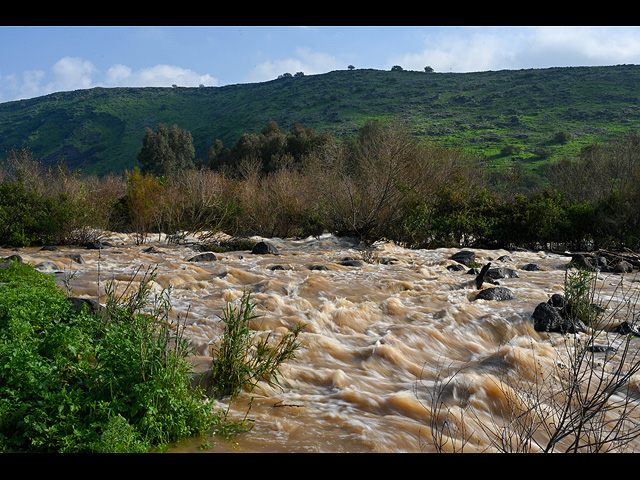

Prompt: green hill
[{"left": 1, "top": 65, "right": 640, "bottom": 175}]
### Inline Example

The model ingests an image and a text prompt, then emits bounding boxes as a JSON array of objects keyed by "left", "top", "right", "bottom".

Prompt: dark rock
[
  {"left": 496, "top": 255, "right": 512, "bottom": 262},
  {"left": 188, "top": 252, "right": 217, "bottom": 262},
  {"left": 609, "top": 321, "right": 640, "bottom": 336},
  {"left": 340, "top": 259, "right": 365, "bottom": 267},
  {"left": 569, "top": 254, "right": 595, "bottom": 270},
  {"left": 309, "top": 265, "right": 329, "bottom": 271},
  {"left": 612, "top": 260, "right": 633, "bottom": 273},
  {"left": 67, "top": 297, "right": 106, "bottom": 319},
  {"left": 451, "top": 250, "right": 476, "bottom": 267},
  {"left": 548, "top": 294, "right": 565, "bottom": 308},
  {"left": 475, "top": 286, "right": 514, "bottom": 301},
  {"left": 486, "top": 267, "right": 520, "bottom": 280},
  {"left": 269, "top": 265, "right": 286, "bottom": 270},
  {"left": 252, "top": 241, "right": 278, "bottom": 255},
  {"left": 66, "top": 253, "right": 85, "bottom": 264},
  {"left": 380, "top": 257, "right": 398, "bottom": 265},
  {"left": 40, "top": 245, "right": 58, "bottom": 251},
  {"left": 587, "top": 344, "right": 617, "bottom": 353},
  {"left": 521, "top": 263, "right": 540, "bottom": 271},
  {"left": 447, "top": 264, "right": 467, "bottom": 272},
  {"left": 532, "top": 302, "right": 586, "bottom": 334},
  {"left": 85, "top": 241, "right": 113, "bottom": 249},
  {"left": 0, "top": 254, "right": 23, "bottom": 269},
  {"left": 474, "top": 263, "right": 492, "bottom": 289}
]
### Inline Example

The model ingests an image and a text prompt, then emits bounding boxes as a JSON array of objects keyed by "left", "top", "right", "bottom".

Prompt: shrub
[{"left": 0, "top": 262, "right": 214, "bottom": 452}]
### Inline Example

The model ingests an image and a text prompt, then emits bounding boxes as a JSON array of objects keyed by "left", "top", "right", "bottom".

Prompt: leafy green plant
[
  {"left": 0, "top": 261, "right": 215, "bottom": 452},
  {"left": 210, "top": 291, "right": 304, "bottom": 401}
]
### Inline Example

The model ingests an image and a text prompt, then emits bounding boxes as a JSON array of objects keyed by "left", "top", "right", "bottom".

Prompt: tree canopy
[{"left": 137, "top": 123, "right": 195, "bottom": 176}]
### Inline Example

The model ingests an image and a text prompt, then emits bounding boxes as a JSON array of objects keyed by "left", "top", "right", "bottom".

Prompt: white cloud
[
  {"left": 246, "top": 47, "right": 344, "bottom": 82},
  {"left": 49, "top": 57, "right": 97, "bottom": 91},
  {"left": 2, "top": 57, "right": 218, "bottom": 101},
  {"left": 104, "top": 64, "right": 218, "bottom": 87},
  {"left": 391, "top": 27, "right": 640, "bottom": 73}
]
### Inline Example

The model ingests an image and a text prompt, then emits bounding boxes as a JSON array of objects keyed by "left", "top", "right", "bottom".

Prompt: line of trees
[{"left": 1, "top": 121, "right": 639, "bottom": 251}]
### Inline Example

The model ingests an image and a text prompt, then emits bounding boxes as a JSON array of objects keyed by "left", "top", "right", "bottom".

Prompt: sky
[{"left": 2, "top": 26, "right": 640, "bottom": 103}]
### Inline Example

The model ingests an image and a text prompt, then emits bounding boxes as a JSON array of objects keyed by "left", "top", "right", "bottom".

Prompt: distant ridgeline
[{"left": 1, "top": 65, "right": 640, "bottom": 175}]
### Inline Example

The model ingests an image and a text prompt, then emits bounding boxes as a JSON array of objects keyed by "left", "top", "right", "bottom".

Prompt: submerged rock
[
  {"left": 451, "top": 250, "right": 476, "bottom": 267},
  {"left": 188, "top": 252, "right": 217, "bottom": 262},
  {"left": 252, "top": 241, "right": 278, "bottom": 255},
  {"left": 475, "top": 286, "right": 514, "bottom": 301},
  {"left": 486, "top": 267, "right": 520, "bottom": 280}
]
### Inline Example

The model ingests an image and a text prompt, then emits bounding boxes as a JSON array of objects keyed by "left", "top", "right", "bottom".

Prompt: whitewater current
[{"left": 8, "top": 232, "right": 640, "bottom": 452}]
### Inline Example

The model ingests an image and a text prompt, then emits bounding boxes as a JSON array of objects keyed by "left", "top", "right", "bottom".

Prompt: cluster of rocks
[{"left": 448, "top": 248, "right": 640, "bottom": 342}]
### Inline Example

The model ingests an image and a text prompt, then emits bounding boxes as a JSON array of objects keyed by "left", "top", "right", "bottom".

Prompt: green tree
[{"left": 137, "top": 123, "right": 195, "bottom": 176}]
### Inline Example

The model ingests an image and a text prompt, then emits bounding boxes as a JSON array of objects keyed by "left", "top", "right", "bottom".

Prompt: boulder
[
  {"left": 447, "top": 264, "right": 467, "bottom": 272},
  {"left": 251, "top": 241, "right": 278, "bottom": 255},
  {"left": 34, "top": 261, "right": 61, "bottom": 273},
  {"left": 67, "top": 253, "right": 86, "bottom": 264},
  {"left": 475, "top": 286, "right": 514, "bottom": 301},
  {"left": 486, "top": 267, "right": 520, "bottom": 280},
  {"left": 67, "top": 297, "right": 106, "bottom": 319},
  {"left": 612, "top": 260, "right": 633, "bottom": 274},
  {"left": 532, "top": 301, "right": 586, "bottom": 334},
  {"left": 451, "top": 250, "right": 476, "bottom": 267},
  {"left": 521, "top": 263, "right": 540, "bottom": 271},
  {"left": 188, "top": 252, "right": 218, "bottom": 262}
]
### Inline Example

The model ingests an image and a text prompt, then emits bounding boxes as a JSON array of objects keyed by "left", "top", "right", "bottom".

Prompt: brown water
[{"left": 9, "top": 232, "right": 640, "bottom": 452}]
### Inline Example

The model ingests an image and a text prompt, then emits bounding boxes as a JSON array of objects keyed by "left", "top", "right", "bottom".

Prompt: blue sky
[{"left": 2, "top": 26, "right": 640, "bottom": 103}]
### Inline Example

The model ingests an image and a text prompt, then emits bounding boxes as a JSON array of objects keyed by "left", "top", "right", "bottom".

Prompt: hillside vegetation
[{"left": 1, "top": 65, "right": 640, "bottom": 175}]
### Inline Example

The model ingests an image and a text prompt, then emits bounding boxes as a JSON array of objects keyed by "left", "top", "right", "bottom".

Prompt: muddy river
[{"left": 9, "top": 232, "right": 640, "bottom": 452}]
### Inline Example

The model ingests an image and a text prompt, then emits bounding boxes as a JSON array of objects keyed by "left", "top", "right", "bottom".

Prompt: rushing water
[{"left": 9, "top": 232, "right": 640, "bottom": 452}]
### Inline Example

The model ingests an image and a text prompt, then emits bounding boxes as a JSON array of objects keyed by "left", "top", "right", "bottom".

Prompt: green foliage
[
  {"left": 0, "top": 262, "right": 215, "bottom": 452},
  {"left": 4, "top": 65, "right": 640, "bottom": 176},
  {"left": 210, "top": 291, "right": 303, "bottom": 401},
  {"left": 0, "top": 181, "right": 76, "bottom": 247},
  {"left": 138, "top": 123, "right": 195, "bottom": 176}
]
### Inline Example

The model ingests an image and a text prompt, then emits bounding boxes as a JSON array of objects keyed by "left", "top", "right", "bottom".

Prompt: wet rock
[
  {"left": 609, "top": 321, "right": 640, "bottom": 336},
  {"left": 340, "top": 258, "right": 365, "bottom": 267},
  {"left": 67, "top": 297, "right": 106, "bottom": 319},
  {"left": 40, "top": 245, "right": 58, "bottom": 251},
  {"left": 188, "top": 252, "right": 218, "bottom": 262},
  {"left": 496, "top": 255, "right": 512, "bottom": 262},
  {"left": 612, "top": 260, "right": 633, "bottom": 273},
  {"left": 475, "top": 286, "right": 514, "bottom": 301},
  {"left": 66, "top": 253, "right": 85, "bottom": 264},
  {"left": 569, "top": 254, "right": 595, "bottom": 271},
  {"left": 0, "top": 254, "right": 23, "bottom": 269},
  {"left": 474, "top": 263, "right": 492, "bottom": 289},
  {"left": 447, "top": 264, "right": 467, "bottom": 272},
  {"left": 85, "top": 240, "right": 113, "bottom": 249},
  {"left": 486, "top": 267, "right": 520, "bottom": 280},
  {"left": 451, "top": 250, "right": 476, "bottom": 267},
  {"left": 34, "top": 261, "right": 61, "bottom": 273},
  {"left": 269, "top": 265, "right": 287, "bottom": 270},
  {"left": 587, "top": 344, "right": 617, "bottom": 353},
  {"left": 532, "top": 301, "right": 586, "bottom": 334},
  {"left": 309, "top": 264, "right": 329, "bottom": 271},
  {"left": 252, "top": 241, "right": 278, "bottom": 255},
  {"left": 521, "top": 263, "right": 540, "bottom": 271}
]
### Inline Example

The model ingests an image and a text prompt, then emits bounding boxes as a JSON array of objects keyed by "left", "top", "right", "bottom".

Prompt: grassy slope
[{"left": 0, "top": 65, "right": 639, "bottom": 175}]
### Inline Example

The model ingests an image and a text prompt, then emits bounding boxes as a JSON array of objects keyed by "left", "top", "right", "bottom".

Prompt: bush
[
  {"left": 0, "top": 182, "right": 76, "bottom": 247},
  {"left": 0, "top": 262, "right": 214, "bottom": 452}
]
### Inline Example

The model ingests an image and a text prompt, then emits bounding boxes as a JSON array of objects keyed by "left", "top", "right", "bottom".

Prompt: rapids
[{"left": 7, "top": 232, "right": 640, "bottom": 452}]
